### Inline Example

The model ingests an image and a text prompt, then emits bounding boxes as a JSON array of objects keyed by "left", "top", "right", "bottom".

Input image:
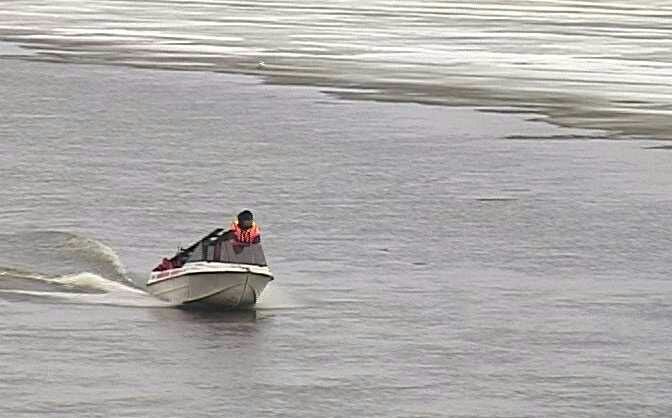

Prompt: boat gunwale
[{"left": 147, "top": 262, "right": 273, "bottom": 287}]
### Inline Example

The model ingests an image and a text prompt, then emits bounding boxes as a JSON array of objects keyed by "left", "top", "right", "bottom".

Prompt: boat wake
[
  {"left": 0, "top": 230, "right": 290, "bottom": 310},
  {"left": 0, "top": 230, "right": 170, "bottom": 308},
  {"left": 0, "top": 230, "right": 131, "bottom": 282},
  {"left": 0, "top": 269, "right": 173, "bottom": 308}
]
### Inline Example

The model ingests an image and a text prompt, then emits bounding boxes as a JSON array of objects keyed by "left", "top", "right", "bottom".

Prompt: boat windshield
[{"left": 183, "top": 237, "right": 268, "bottom": 266}]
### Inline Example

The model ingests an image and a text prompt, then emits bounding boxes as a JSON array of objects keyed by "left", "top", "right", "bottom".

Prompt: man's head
[{"left": 237, "top": 210, "right": 254, "bottom": 230}]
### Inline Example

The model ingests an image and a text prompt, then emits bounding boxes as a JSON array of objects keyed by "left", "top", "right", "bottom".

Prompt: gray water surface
[
  {"left": 1, "top": 0, "right": 671, "bottom": 139},
  {"left": 1, "top": 56, "right": 672, "bottom": 417}
]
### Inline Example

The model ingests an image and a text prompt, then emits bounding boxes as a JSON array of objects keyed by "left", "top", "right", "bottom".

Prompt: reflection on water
[
  {"left": 148, "top": 305, "right": 269, "bottom": 346},
  {"left": 1, "top": 0, "right": 671, "bottom": 139},
  {"left": 154, "top": 306, "right": 261, "bottom": 322}
]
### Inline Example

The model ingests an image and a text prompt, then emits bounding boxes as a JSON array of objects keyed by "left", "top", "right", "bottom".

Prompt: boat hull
[{"left": 147, "top": 262, "right": 272, "bottom": 308}]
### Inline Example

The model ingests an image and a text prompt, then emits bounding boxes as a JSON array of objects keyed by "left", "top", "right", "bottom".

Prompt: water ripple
[{"left": 1, "top": 1, "right": 670, "bottom": 140}]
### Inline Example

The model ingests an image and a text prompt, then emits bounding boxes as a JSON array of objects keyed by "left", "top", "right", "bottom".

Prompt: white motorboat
[{"left": 147, "top": 229, "right": 273, "bottom": 308}]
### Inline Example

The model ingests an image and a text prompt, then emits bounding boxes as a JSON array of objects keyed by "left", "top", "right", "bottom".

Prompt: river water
[
  {"left": 1, "top": 2, "right": 672, "bottom": 417},
  {"left": 1, "top": 0, "right": 671, "bottom": 139}
]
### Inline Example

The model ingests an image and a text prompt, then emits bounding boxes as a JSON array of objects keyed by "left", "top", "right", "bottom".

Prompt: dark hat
[{"left": 237, "top": 210, "right": 254, "bottom": 222}]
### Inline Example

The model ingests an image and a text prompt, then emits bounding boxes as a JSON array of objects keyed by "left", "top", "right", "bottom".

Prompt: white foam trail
[
  {"left": 0, "top": 288, "right": 173, "bottom": 308},
  {"left": 255, "top": 285, "right": 304, "bottom": 310},
  {"left": 51, "top": 272, "right": 145, "bottom": 294},
  {"left": 62, "top": 234, "right": 131, "bottom": 282},
  {"left": 1, "top": 271, "right": 172, "bottom": 308},
  {"left": 0, "top": 268, "right": 45, "bottom": 281}
]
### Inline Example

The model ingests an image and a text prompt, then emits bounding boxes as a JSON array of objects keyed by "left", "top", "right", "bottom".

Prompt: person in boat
[
  {"left": 152, "top": 257, "right": 173, "bottom": 272},
  {"left": 229, "top": 210, "right": 261, "bottom": 245},
  {"left": 152, "top": 210, "right": 262, "bottom": 271}
]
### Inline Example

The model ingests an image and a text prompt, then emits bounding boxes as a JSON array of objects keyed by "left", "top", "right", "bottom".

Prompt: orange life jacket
[{"left": 230, "top": 221, "right": 261, "bottom": 244}]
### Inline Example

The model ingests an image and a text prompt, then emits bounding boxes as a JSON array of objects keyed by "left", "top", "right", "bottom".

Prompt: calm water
[
  {"left": 2, "top": 57, "right": 672, "bottom": 417},
  {"left": 1, "top": 0, "right": 671, "bottom": 139}
]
